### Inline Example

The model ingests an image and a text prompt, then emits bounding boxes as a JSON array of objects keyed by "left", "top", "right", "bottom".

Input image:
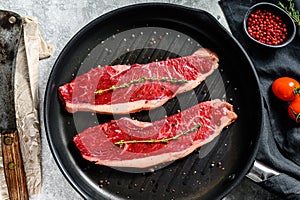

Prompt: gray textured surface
[{"left": 1, "top": 0, "right": 283, "bottom": 199}]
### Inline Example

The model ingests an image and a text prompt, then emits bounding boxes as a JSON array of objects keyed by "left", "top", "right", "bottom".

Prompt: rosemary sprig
[
  {"left": 278, "top": 0, "right": 300, "bottom": 26},
  {"left": 95, "top": 76, "right": 188, "bottom": 94},
  {"left": 115, "top": 123, "right": 202, "bottom": 148}
]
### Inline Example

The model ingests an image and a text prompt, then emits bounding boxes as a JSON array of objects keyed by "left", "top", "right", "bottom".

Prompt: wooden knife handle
[{"left": 1, "top": 130, "right": 29, "bottom": 200}]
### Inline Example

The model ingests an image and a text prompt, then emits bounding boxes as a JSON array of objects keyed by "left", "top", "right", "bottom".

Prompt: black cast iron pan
[{"left": 44, "top": 3, "right": 263, "bottom": 200}]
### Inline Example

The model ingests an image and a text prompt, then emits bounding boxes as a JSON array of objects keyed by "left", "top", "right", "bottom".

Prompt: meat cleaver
[{"left": 0, "top": 10, "right": 29, "bottom": 199}]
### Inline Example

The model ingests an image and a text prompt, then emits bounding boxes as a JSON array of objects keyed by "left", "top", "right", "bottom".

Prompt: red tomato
[
  {"left": 288, "top": 97, "right": 300, "bottom": 123},
  {"left": 272, "top": 77, "right": 300, "bottom": 101}
]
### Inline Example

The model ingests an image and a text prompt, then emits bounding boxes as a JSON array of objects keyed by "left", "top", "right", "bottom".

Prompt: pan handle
[{"left": 246, "top": 160, "right": 280, "bottom": 182}]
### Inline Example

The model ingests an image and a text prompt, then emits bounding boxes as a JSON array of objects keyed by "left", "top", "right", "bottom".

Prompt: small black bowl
[{"left": 243, "top": 2, "right": 296, "bottom": 48}]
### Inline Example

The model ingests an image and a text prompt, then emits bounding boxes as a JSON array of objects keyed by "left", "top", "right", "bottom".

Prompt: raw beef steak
[
  {"left": 73, "top": 99, "right": 237, "bottom": 169},
  {"left": 59, "top": 48, "right": 219, "bottom": 114}
]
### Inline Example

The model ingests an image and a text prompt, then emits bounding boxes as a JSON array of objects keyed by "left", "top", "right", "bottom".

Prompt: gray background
[{"left": 1, "top": 0, "right": 283, "bottom": 199}]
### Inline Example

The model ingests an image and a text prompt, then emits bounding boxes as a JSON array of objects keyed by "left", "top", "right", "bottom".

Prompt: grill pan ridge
[{"left": 44, "top": 3, "right": 263, "bottom": 200}]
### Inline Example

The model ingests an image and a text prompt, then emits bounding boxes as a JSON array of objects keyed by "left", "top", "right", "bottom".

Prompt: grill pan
[{"left": 44, "top": 3, "right": 263, "bottom": 200}]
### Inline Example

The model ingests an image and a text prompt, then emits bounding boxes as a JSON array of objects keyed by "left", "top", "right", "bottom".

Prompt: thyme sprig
[
  {"left": 115, "top": 123, "right": 202, "bottom": 148},
  {"left": 290, "top": 108, "right": 300, "bottom": 123},
  {"left": 95, "top": 76, "right": 188, "bottom": 94},
  {"left": 278, "top": 0, "right": 300, "bottom": 26}
]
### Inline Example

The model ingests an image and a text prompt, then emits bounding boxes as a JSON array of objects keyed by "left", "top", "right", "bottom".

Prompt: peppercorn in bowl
[{"left": 243, "top": 2, "right": 296, "bottom": 48}]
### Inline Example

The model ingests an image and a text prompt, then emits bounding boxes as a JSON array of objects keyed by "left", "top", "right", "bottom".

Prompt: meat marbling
[
  {"left": 73, "top": 99, "right": 237, "bottom": 169},
  {"left": 59, "top": 48, "right": 219, "bottom": 114}
]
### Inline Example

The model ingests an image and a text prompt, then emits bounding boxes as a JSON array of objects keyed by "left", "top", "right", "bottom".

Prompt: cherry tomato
[
  {"left": 272, "top": 77, "right": 300, "bottom": 101},
  {"left": 288, "top": 97, "right": 300, "bottom": 123}
]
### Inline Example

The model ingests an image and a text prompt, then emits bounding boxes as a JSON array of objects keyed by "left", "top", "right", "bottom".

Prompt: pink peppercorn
[{"left": 247, "top": 9, "right": 288, "bottom": 45}]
